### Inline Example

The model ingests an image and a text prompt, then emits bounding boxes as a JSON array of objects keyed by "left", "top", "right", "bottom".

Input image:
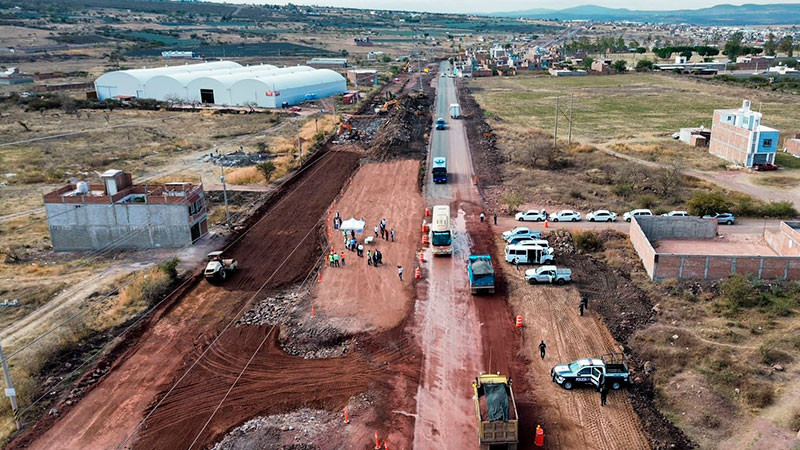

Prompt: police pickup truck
[{"left": 550, "top": 353, "right": 631, "bottom": 390}]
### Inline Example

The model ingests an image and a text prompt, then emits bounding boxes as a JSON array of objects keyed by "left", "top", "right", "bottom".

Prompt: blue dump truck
[
  {"left": 468, "top": 255, "right": 495, "bottom": 295},
  {"left": 432, "top": 157, "right": 447, "bottom": 183}
]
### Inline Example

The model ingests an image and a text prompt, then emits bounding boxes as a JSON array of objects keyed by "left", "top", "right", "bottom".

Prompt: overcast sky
[{"left": 210, "top": 0, "right": 799, "bottom": 14}]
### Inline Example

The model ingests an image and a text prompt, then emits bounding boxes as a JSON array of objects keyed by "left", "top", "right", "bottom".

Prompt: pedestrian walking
[
  {"left": 600, "top": 383, "right": 609, "bottom": 407},
  {"left": 372, "top": 251, "right": 379, "bottom": 267},
  {"left": 513, "top": 257, "right": 519, "bottom": 272},
  {"left": 581, "top": 296, "right": 589, "bottom": 309},
  {"left": 351, "top": 238, "right": 357, "bottom": 251},
  {"left": 494, "top": 213, "right": 497, "bottom": 225},
  {"left": 381, "top": 218, "right": 387, "bottom": 229},
  {"left": 340, "top": 252, "right": 346, "bottom": 267},
  {"left": 480, "top": 212, "right": 485, "bottom": 222},
  {"left": 376, "top": 250, "right": 383, "bottom": 265},
  {"left": 539, "top": 340, "right": 547, "bottom": 360},
  {"left": 357, "top": 244, "right": 364, "bottom": 257},
  {"left": 333, "top": 252, "right": 340, "bottom": 267},
  {"left": 579, "top": 302, "right": 585, "bottom": 316},
  {"left": 397, "top": 265, "right": 404, "bottom": 281},
  {"left": 390, "top": 229, "right": 395, "bottom": 242},
  {"left": 366, "top": 250, "right": 372, "bottom": 265},
  {"left": 374, "top": 225, "right": 379, "bottom": 238}
]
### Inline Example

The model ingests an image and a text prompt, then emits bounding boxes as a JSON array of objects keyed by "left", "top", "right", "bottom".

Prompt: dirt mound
[
  {"left": 372, "top": 94, "right": 432, "bottom": 160},
  {"left": 457, "top": 82, "right": 505, "bottom": 187}
]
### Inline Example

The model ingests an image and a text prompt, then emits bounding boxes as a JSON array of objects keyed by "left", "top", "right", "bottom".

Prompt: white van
[{"left": 505, "top": 244, "right": 555, "bottom": 265}]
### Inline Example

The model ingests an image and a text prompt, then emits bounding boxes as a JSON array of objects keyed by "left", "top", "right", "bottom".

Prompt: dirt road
[
  {"left": 314, "top": 160, "right": 423, "bottom": 333},
  {"left": 15, "top": 148, "right": 363, "bottom": 450}
]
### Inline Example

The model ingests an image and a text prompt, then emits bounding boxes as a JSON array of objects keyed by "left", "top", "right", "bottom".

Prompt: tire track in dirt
[{"left": 16, "top": 148, "right": 365, "bottom": 450}]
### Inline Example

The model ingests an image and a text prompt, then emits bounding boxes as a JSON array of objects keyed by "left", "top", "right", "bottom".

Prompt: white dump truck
[
  {"left": 204, "top": 251, "right": 237, "bottom": 282},
  {"left": 449, "top": 103, "right": 461, "bottom": 119}
]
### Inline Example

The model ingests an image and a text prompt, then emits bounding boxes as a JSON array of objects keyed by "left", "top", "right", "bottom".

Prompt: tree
[
  {"left": 501, "top": 190, "right": 524, "bottom": 214},
  {"left": 381, "top": 55, "right": 391, "bottom": 63},
  {"left": 635, "top": 47, "right": 647, "bottom": 54},
  {"left": 256, "top": 161, "right": 276, "bottom": 182},
  {"left": 779, "top": 35, "right": 794, "bottom": 57},
  {"left": 764, "top": 33, "right": 777, "bottom": 56},
  {"left": 679, "top": 49, "right": 693, "bottom": 59},
  {"left": 582, "top": 57, "right": 594, "bottom": 70},
  {"left": 507, "top": 132, "right": 555, "bottom": 168},
  {"left": 723, "top": 31, "right": 744, "bottom": 61},
  {"left": 613, "top": 60, "right": 627, "bottom": 73},
  {"left": 635, "top": 59, "right": 654, "bottom": 72},
  {"left": 687, "top": 191, "right": 732, "bottom": 216}
]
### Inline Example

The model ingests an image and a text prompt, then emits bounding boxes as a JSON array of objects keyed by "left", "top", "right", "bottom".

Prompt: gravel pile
[{"left": 545, "top": 229, "right": 576, "bottom": 255}]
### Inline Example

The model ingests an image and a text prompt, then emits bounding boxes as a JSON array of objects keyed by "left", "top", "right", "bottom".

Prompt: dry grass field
[{"left": 471, "top": 73, "right": 800, "bottom": 170}]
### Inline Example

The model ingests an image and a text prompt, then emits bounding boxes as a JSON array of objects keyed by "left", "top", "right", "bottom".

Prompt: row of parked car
[
  {"left": 500, "top": 228, "right": 573, "bottom": 285},
  {"left": 514, "top": 208, "right": 736, "bottom": 225}
]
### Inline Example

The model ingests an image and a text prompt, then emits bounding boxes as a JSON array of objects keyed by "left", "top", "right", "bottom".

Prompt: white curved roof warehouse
[{"left": 94, "top": 61, "right": 347, "bottom": 107}]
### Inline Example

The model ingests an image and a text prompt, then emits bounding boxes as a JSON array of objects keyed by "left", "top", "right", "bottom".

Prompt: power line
[{"left": 117, "top": 151, "right": 337, "bottom": 449}]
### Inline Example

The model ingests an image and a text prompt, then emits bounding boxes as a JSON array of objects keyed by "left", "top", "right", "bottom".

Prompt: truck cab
[
  {"left": 550, "top": 353, "right": 631, "bottom": 390},
  {"left": 467, "top": 255, "right": 495, "bottom": 295}
]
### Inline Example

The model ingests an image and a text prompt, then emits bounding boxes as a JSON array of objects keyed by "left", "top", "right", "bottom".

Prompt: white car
[
  {"left": 549, "top": 210, "right": 581, "bottom": 222},
  {"left": 623, "top": 209, "right": 653, "bottom": 222},
  {"left": 662, "top": 210, "right": 688, "bottom": 217},
  {"left": 515, "top": 209, "right": 548, "bottom": 222},
  {"left": 502, "top": 226, "right": 531, "bottom": 240},
  {"left": 586, "top": 210, "right": 617, "bottom": 222}
]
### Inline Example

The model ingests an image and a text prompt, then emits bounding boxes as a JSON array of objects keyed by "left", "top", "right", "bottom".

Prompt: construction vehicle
[
  {"left": 473, "top": 373, "right": 519, "bottom": 449},
  {"left": 380, "top": 99, "right": 400, "bottom": 113},
  {"left": 204, "top": 251, "right": 237, "bottom": 282},
  {"left": 467, "top": 255, "right": 495, "bottom": 294}
]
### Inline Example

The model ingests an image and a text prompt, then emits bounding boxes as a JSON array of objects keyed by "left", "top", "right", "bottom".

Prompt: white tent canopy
[{"left": 340, "top": 218, "right": 365, "bottom": 232}]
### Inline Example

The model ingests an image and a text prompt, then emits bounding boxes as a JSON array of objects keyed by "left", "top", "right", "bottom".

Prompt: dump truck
[
  {"left": 204, "top": 251, "right": 237, "bottom": 282},
  {"left": 472, "top": 373, "right": 519, "bottom": 450},
  {"left": 468, "top": 255, "right": 495, "bottom": 294}
]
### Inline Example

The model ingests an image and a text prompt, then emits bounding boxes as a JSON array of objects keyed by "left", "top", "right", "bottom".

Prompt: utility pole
[
  {"left": 0, "top": 300, "right": 20, "bottom": 430},
  {"left": 220, "top": 165, "right": 231, "bottom": 229},
  {"left": 554, "top": 95, "right": 559, "bottom": 147},
  {"left": 568, "top": 93, "right": 574, "bottom": 148}
]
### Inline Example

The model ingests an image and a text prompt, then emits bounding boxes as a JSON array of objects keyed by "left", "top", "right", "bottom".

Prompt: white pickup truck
[
  {"left": 525, "top": 265, "right": 572, "bottom": 285},
  {"left": 204, "top": 251, "right": 237, "bottom": 282}
]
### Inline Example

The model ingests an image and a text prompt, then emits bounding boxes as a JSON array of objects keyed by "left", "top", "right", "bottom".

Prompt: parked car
[
  {"left": 549, "top": 210, "right": 581, "bottom": 222},
  {"left": 623, "top": 209, "right": 653, "bottom": 222},
  {"left": 525, "top": 265, "right": 572, "bottom": 284},
  {"left": 435, "top": 118, "right": 446, "bottom": 130},
  {"left": 515, "top": 209, "right": 547, "bottom": 222},
  {"left": 502, "top": 226, "right": 534, "bottom": 241},
  {"left": 661, "top": 210, "right": 688, "bottom": 217},
  {"left": 753, "top": 163, "right": 778, "bottom": 171},
  {"left": 703, "top": 212, "right": 735, "bottom": 225},
  {"left": 586, "top": 210, "right": 617, "bottom": 222},
  {"left": 550, "top": 353, "right": 631, "bottom": 390}
]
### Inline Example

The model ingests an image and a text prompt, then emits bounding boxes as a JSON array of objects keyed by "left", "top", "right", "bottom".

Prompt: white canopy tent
[{"left": 340, "top": 218, "right": 365, "bottom": 233}]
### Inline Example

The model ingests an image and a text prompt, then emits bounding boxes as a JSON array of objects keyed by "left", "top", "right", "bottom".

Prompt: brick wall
[
  {"left": 765, "top": 221, "right": 800, "bottom": 257},
  {"left": 784, "top": 138, "right": 800, "bottom": 157},
  {"left": 629, "top": 218, "right": 656, "bottom": 278},
  {"left": 709, "top": 111, "right": 752, "bottom": 165}
]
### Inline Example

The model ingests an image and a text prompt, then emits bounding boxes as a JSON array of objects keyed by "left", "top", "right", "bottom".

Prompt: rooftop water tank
[{"left": 76, "top": 181, "right": 89, "bottom": 194}]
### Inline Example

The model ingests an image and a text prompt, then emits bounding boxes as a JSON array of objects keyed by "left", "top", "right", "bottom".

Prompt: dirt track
[{"left": 16, "top": 148, "right": 363, "bottom": 450}]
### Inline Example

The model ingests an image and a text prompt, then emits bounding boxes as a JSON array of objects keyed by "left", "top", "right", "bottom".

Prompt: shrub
[
  {"left": 757, "top": 342, "right": 793, "bottom": 365},
  {"left": 720, "top": 275, "right": 763, "bottom": 313},
  {"left": 573, "top": 231, "right": 604, "bottom": 253},
  {"left": 158, "top": 257, "right": 179, "bottom": 280},
  {"left": 636, "top": 194, "right": 658, "bottom": 209},
  {"left": 611, "top": 183, "right": 633, "bottom": 197},
  {"left": 759, "top": 201, "right": 797, "bottom": 219},
  {"left": 256, "top": 161, "right": 276, "bottom": 182},
  {"left": 501, "top": 190, "right": 524, "bottom": 213},
  {"left": 569, "top": 190, "right": 584, "bottom": 200},
  {"left": 744, "top": 382, "right": 775, "bottom": 408},
  {"left": 687, "top": 191, "right": 732, "bottom": 216}
]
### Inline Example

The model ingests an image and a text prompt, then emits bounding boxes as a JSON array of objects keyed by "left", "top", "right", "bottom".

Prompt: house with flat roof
[
  {"left": 709, "top": 99, "right": 779, "bottom": 167},
  {"left": 43, "top": 170, "right": 207, "bottom": 251}
]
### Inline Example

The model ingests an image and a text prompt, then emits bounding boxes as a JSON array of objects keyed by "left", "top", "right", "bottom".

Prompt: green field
[{"left": 471, "top": 73, "right": 800, "bottom": 143}]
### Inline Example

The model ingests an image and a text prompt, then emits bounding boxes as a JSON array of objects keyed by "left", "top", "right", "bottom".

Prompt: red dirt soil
[
  {"left": 14, "top": 148, "right": 365, "bottom": 450},
  {"left": 314, "top": 160, "right": 424, "bottom": 333}
]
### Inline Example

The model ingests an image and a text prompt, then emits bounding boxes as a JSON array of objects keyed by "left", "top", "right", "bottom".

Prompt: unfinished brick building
[{"left": 709, "top": 99, "right": 779, "bottom": 167}]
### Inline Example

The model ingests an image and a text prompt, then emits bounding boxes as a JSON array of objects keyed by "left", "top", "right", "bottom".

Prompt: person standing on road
[
  {"left": 333, "top": 252, "right": 340, "bottom": 267},
  {"left": 328, "top": 253, "right": 334, "bottom": 267},
  {"left": 390, "top": 229, "right": 395, "bottom": 242},
  {"left": 513, "top": 257, "right": 520, "bottom": 272},
  {"left": 340, "top": 252, "right": 346, "bottom": 267},
  {"left": 367, "top": 250, "right": 372, "bottom": 266},
  {"left": 397, "top": 265, "right": 404, "bottom": 281},
  {"left": 494, "top": 213, "right": 497, "bottom": 225},
  {"left": 600, "top": 382, "right": 609, "bottom": 407},
  {"left": 480, "top": 212, "right": 485, "bottom": 222},
  {"left": 357, "top": 244, "right": 364, "bottom": 257},
  {"left": 581, "top": 296, "right": 589, "bottom": 310},
  {"left": 539, "top": 340, "right": 547, "bottom": 360},
  {"left": 374, "top": 225, "right": 379, "bottom": 238},
  {"left": 579, "top": 301, "right": 585, "bottom": 316}
]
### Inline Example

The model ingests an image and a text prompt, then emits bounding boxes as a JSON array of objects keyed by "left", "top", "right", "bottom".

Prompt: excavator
[{"left": 380, "top": 99, "right": 400, "bottom": 113}]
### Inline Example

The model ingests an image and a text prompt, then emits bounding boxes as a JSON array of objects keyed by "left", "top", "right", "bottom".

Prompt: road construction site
[{"left": 10, "top": 63, "right": 682, "bottom": 450}]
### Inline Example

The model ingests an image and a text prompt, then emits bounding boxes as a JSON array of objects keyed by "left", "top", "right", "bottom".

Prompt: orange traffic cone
[
  {"left": 535, "top": 424, "right": 545, "bottom": 447},
  {"left": 415, "top": 266, "right": 421, "bottom": 279},
  {"left": 425, "top": 207, "right": 430, "bottom": 217},
  {"left": 418, "top": 251, "right": 425, "bottom": 263},
  {"left": 422, "top": 233, "right": 428, "bottom": 246},
  {"left": 515, "top": 315, "right": 523, "bottom": 328},
  {"left": 344, "top": 407, "right": 350, "bottom": 424},
  {"left": 374, "top": 432, "right": 381, "bottom": 449}
]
